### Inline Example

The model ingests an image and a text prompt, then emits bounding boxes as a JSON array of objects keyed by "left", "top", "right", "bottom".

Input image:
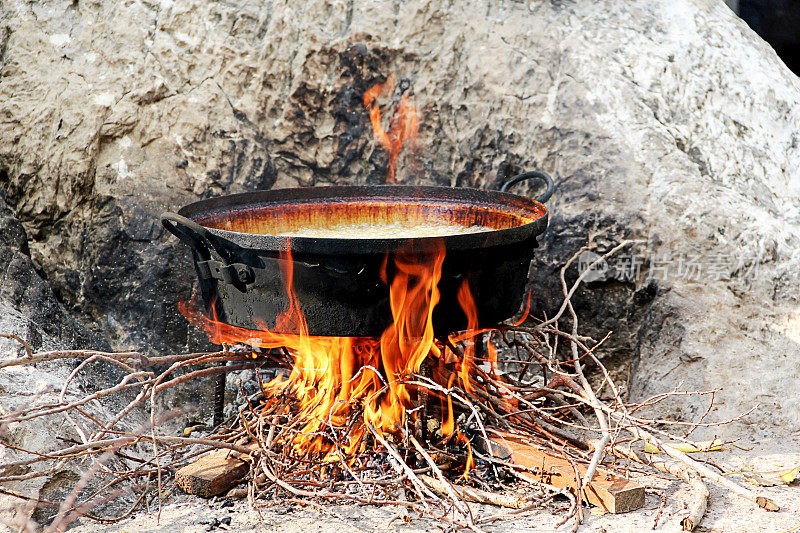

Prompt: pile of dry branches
[{"left": 0, "top": 243, "right": 779, "bottom": 532}]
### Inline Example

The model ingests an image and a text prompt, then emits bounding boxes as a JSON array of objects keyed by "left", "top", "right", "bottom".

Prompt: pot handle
[
  {"left": 500, "top": 171, "right": 555, "bottom": 203},
  {"left": 161, "top": 212, "right": 212, "bottom": 261}
]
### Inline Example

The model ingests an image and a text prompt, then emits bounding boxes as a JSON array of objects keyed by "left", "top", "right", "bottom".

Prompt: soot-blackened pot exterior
[{"left": 162, "top": 172, "right": 554, "bottom": 337}]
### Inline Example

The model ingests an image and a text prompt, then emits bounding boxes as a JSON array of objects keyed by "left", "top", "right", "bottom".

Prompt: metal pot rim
[{"left": 174, "top": 184, "right": 550, "bottom": 255}]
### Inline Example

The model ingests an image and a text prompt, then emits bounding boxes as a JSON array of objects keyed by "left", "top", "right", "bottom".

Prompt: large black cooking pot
[{"left": 161, "top": 172, "right": 554, "bottom": 338}]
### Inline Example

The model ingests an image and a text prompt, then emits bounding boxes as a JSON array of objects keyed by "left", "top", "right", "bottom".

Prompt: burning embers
[
  {"left": 180, "top": 242, "right": 508, "bottom": 477},
  {"left": 363, "top": 73, "right": 419, "bottom": 184}
]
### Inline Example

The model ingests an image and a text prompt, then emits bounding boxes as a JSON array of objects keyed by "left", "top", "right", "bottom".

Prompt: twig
[
  {"left": 536, "top": 240, "right": 641, "bottom": 330},
  {"left": 419, "top": 475, "right": 527, "bottom": 509},
  {"left": 608, "top": 445, "right": 708, "bottom": 530},
  {"left": 368, "top": 424, "right": 437, "bottom": 511},
  {"left": 408, "top": 434, "right": 474, "bottom": 527},
  {"left": 0, "top": 333, "right": 33, "bottom": 356},
  {"left": 619, "top": 427, "right": 778, "bottom": 511}
]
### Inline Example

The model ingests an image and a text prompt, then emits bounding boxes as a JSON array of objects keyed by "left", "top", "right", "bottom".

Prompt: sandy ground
[{"left": 68, "top": 436, "right": 799, "bottom": 533}]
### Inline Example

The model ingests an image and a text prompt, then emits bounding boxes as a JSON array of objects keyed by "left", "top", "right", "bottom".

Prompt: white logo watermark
[{"left": 577, "top": 249, "right": 761, "bottom": 284}]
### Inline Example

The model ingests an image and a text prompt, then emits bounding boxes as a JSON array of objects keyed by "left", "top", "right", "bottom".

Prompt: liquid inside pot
[
  {"left": 271, "top": 220, "right": 494, "bottom": 239},
  {"left": 194, "top": 195, "right": 545, "bottom": 241}
]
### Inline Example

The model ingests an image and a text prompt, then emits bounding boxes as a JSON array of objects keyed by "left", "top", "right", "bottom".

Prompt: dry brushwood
[{"left": 0, "top": 241, "right": 783, "bottom": 532}]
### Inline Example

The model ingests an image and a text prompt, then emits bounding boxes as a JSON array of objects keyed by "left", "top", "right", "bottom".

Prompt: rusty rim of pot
[{"left": 170, "top": 185, "right": 549, "bottom": 255}]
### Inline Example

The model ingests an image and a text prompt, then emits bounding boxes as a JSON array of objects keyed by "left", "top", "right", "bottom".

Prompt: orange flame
[
  {"left": 454, "top": 279, "right": 478, "bottom": 396},
  {"left": 363, "top": 74, "right": 419, "bottom": 184},
  {"left": 371, "top": 244, "right": 444, "bottom": 435},
  {"left": 180, "top": 241, "right": 476, "bottom": 469}
]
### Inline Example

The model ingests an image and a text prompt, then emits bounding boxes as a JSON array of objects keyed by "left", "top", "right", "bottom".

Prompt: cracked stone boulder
[
  {"left": 0, "top": 194, "right": 124, "bottom": 531},
  {"left": 1, "top": 0, "right": 799, "bottom": 438},
  {"left": 0, "top": 195, "right": 205, "bottom": 530},
  {"left": 0, "top": 194, "right": 105, "bottom": 353}
]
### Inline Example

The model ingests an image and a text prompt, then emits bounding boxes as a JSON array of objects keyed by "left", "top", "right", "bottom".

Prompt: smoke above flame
[{"left": 363, "top": 74, "right": 420, "bottom": 184}]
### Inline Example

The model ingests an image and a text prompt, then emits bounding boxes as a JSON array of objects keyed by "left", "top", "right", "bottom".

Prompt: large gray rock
[
  {"left": 0, "top": 0, "right": 798, "bottom": 438},
  {"left": 0, "top": 196, "right": 121, "bottom": 530},
  {"left": 0, "top": 194, "right": 106, "bottom": 352},
  {"left": 0, "top": 196, "right": 200, "bottom": 530}
]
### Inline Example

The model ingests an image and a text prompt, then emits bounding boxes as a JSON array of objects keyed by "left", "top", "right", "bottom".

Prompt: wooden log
[
  {"left": 490, "top": 433, "right": 645, "bottom": 514},
  {"left": 175, "top": 448, "right": 251, "bottom": 498}
]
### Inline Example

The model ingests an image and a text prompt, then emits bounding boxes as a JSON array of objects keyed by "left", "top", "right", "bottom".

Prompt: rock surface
[
  {"left": 0, "top": 0, "right": 798, "bottom": 493},
  {"left": 0, "top": 346, "right": 131, "bottom": 531},
  {"left": 1, "top": 0, "right": 800, "bottom": 530},
  {"left": 0, "top": 195, "right": 106, "bottom": 352},
  {"left": 0, "top": 196, "right": 123, "bottom": 530}
]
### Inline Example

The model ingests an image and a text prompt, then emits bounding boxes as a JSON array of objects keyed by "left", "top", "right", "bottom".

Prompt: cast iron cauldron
[{"left": 161, "top": 172, "right": 554, "bottom": 337}]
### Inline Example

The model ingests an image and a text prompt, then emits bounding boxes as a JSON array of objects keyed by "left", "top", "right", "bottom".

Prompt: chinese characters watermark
[{"left": 577, "top": 249, "right": 761, "bottom": 284}]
